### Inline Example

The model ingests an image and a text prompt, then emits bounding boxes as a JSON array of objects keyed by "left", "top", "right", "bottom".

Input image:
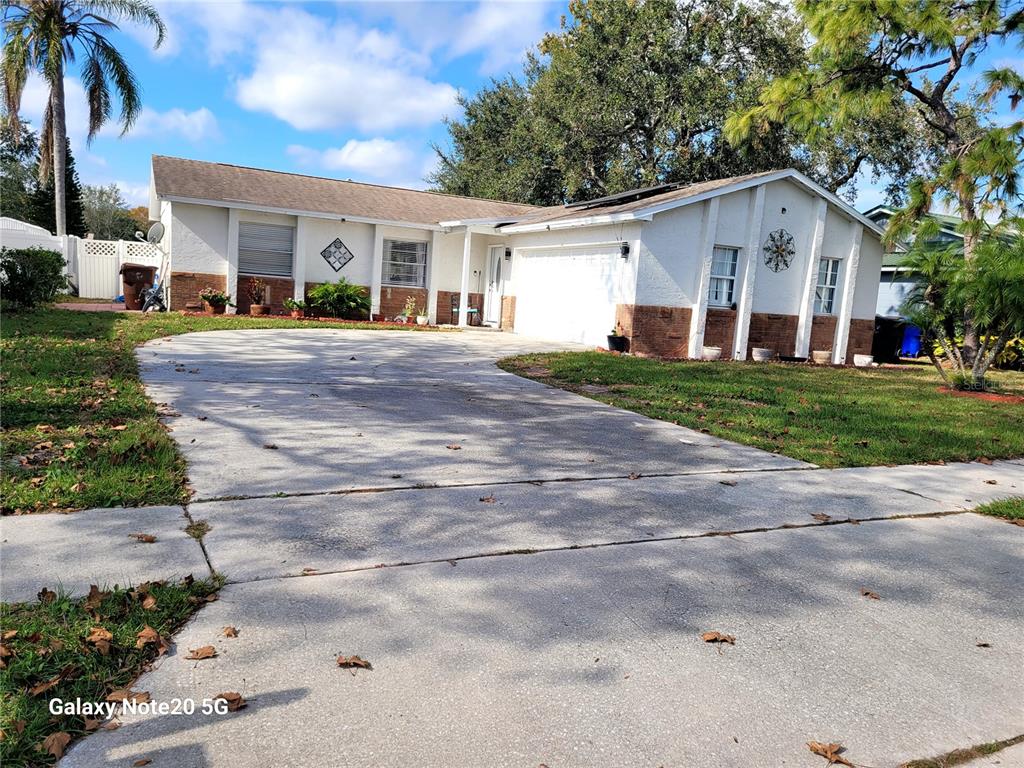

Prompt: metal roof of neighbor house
[{"left": 150, "top": 156, "right": 538, "bottom": 227}]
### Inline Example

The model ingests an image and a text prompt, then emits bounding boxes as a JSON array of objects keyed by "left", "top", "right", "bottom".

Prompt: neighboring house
[
  {"left": 864, "top": 205, "right": 962, "bottom": 318},
  {"left": 149, "top": 156, "right": 884, "bottom": 363}
]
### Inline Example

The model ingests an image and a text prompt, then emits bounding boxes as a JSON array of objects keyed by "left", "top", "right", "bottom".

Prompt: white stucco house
[{"left": 149, "top": 156, "right": 884, "bottom": 363}]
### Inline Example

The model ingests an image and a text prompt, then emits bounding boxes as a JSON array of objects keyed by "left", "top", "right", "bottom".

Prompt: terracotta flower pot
[
  {"left": 204, "top": 302, "right": 226, "bottom": 315},
  {"left": 250, "top": 304, "right": 271, "bottom": 316},
  {"left": 290, "top": 309, "right": 304, "bottom": 319},
  {"left": 811, "top": 350, "right": 832, "bottom": 365}
]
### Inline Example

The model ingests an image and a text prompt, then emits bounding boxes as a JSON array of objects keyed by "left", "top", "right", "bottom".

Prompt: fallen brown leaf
[
  {"left": 700, "top": 631, "right": 736, "bottom": 645},
  {"left": 84, "top": 585, "right": 107, "bottom": 611},
  {"left": 29, "top": 675, "right": 61, "bottom": 696},
  {"left": 128, "top": 533, "right": 157, "bottom": 543},
  {"left": 106, "top": 689, "right": 150, "bottom": 703},
  {"left": 111, "top": 425, "right": 128, "bottom": 431},
  {"left": 807, "top": 740, "right": 854, "bottom": 767},
  {"left": 336, "top": 654, "right": 372, "bottom": 670},
  {"left": 135, "top": 625, "right": 161, "bottom": 649},
  {"left": 977, "top": 457, "right": 993, "bottom": 465},
  {"left": 83, "top": 718, "right": 101, "bottom": 731},
  {"left": 479, "top": 494, "right": 496, "bottom": 503},
  {"left": 222, "top": 626, "right": 239, "bottom": 638},
  {"left": 141, "top": 594, "right": 158, "bottom": 611},
  {"left": 185, "top": 645, "right": 217, "bottom": 661},
  {"left": 216, "top": 692, "right": 247, "bottom": 711},
  {"left": 984, "top": 479, "right": 998, "bottom": 485},
  {"left": 133, "top": 760, "right": 153, "bottom": 767},
  {"left": 87, "top": 627, "right": 113, "bottom": 644},
  {"left": 263, "top": 443, "right": 278, "bottom": 450},
  {"left": 40, "top": 731, "right": 71, "bottom": 759},
  {"left": 445, "top": 444, "right": 462, "bottom": 450},
  {"left": 860, "top": 588, "right": 880, "bottom": 600},
  {"left": 628, "top": 472, "right": 641, "bottom": 480},
  {"left": 811, "top": 513, "right": 832, "bottom": 522},
  {"left": 976, "top": 641, "right": 992, "bottom": 648},
  {"left": 2, "top": 630, "right": 17, "bottom": 640},
  {"left": 719, "top": 480, "right": 738, "bottom": 486},
  {"left": 37, "top": 587, "right": 56, "bottom": 604}
]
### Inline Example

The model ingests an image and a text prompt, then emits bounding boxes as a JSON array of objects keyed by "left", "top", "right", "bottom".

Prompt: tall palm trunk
[{"left": 51, "top": 63, "right": 67, "bottom": 237}]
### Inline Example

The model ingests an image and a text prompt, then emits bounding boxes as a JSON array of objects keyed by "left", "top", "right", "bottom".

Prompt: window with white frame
[
  {"left": 707, "top": 246, "right": 738, "bottom": 306},
  {"left": 382, "top": 240, "right": 428, "bottom": 287},
  {"left": 238, "top": 222, "right": 294, "bottom": 277},
  {"left": 814, "top": 257, "right": 841, "bottom": 314}
]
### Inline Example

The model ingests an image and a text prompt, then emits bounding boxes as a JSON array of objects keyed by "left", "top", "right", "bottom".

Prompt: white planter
[
  {"left": 415, "top": 315, "right": 428, "bottom": 326},
  {"left": 811, "top": 350, "right": 832, "bottom": 365},
  {"left": 701, "top": 345, "right": 722, "bottom": 361},
  {"left": 854, "top": 354, "right": 874, "bottom": 368},
  {"left": 751, "top": 347, "right": 774, "bottom": 362}
]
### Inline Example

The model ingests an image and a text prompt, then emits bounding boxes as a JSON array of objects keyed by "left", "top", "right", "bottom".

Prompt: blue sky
[{"left": 15, "top": 0, "right": 1023, "bottom": 211}]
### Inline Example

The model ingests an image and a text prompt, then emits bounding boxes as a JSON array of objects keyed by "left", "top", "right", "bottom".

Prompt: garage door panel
[{"left": 513, "top": 247, "right": 621, "bottom": 347}]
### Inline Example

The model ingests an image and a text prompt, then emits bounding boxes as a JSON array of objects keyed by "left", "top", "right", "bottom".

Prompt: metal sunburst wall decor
[
  {"left": 321, "top": 238, "right": 354, "bottom": 272},
  {"left": 763, "top": 229, "right": 795, "bottom": 272}
]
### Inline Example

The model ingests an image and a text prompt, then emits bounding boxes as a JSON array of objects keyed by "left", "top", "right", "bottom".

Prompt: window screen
[
  {"left": 238, "top": 222, "right": 294, "bottom": 277},
  {"left": 814, "top": 258, "right": 841, "bottom": 314},
  {"left": 382, "top": 240, "right": 428, "bottom": 287}
]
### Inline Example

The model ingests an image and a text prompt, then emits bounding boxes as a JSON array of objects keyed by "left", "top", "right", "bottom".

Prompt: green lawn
[
  {"left": 499, "top": 353, "right": 1024, "bottom": 467},
  {"left": 1, "top": 308, "right": 442, "bottom": 514},
  {"left": 0, "top": 576, "right": 221, "bottom": 766}
]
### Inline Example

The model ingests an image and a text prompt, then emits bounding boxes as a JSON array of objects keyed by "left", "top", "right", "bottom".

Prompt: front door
[{"left": 484, "top": 245, "right": 505, "bottom": 325}]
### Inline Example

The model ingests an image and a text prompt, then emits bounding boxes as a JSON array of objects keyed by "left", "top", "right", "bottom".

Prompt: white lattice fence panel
[{"left": 75, "top": 240, "right": 163, "bottom": 299}]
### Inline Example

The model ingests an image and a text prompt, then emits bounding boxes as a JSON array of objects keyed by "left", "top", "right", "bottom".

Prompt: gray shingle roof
[{"left": 151, "top": 156, "right": 538, "bottom": 226}]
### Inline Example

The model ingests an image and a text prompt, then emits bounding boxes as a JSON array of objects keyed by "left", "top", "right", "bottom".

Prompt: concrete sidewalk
[{"left": 59, "top": 513, "right": 1023, "bottom": 768}]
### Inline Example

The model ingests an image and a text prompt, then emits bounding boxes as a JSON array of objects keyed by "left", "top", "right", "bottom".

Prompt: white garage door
[{"left": 513, "top": 246, "right": 622, "bottom": 347}]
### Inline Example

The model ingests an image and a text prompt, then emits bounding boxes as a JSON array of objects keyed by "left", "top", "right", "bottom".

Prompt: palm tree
[{"left": 2, "top": 0, "right": 164, "bottom": 235}]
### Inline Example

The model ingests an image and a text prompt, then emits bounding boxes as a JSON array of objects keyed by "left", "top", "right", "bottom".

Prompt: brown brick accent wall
[
  {"left": 170, "top": 272, "right": 226, "bottom": 311},
  {"left": 702, "top": 308, "right": 737, "bottom": 359},
  {"left": 809, "top": 315, "right": 838, "bottom": 353},
  {"left": 847, "top": 318, "right": 874, "bottom": 364},
  {"left": 747, "top": 313, "right": 799, "bottom": 358},
  {"left": 378, "top": 286, "right": 427, "bottom": 320},
  {"left": 236, "top": 275, "right": 294, "bottom": 315},
  {"left": 500, "top": 295, "right": 516, "bottom": 331},
  {"left": 436, "top": 290, "right": 483, "bottom": 325},
  {"left": 615, "top": 304, "right": 692, "bottom": 358}
]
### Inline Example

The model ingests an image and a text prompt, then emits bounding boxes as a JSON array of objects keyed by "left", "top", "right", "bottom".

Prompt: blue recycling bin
[{"left": 900, "top": 325, "right": 922, "bottom": 357}]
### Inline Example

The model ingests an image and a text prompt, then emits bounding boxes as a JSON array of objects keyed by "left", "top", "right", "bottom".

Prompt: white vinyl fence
[{"left": 1, "top": 217, "right": 162, "bottom": 300}]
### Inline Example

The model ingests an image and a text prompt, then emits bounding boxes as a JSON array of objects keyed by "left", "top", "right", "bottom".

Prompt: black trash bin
[{"left": 120, "top": 263, "right": 157, "bottom": 311}]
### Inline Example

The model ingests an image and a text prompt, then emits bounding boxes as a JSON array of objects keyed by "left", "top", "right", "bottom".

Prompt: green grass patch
[
  {"left": 499, "top": 353, "right": 1024, "bottom": 468},
  {"left": 973, "top": 496, "right": 1024, "bottom": 521},
  {"left": 1, "top": 308, "right": 443, "bottom": 514},
  {"left": 899, "top": 733, "right": 1024, "bottom": 768},
  {"left": 0, "top": 576, "right": 221, "bottom": 766}
]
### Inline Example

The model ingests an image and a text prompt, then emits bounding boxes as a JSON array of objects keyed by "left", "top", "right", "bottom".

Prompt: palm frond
[{"left": 83, "top": 0, "right": 166, "bottom": 47}]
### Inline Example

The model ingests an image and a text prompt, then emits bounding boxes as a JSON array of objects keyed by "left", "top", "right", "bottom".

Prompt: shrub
[
  {"left": 198, "top": 287, "right": 231, "bottom": 307},
  {"left": 0, "top": 247, "right": 67, "bottom": 308},
  {"left": 307, "top": 278, "right": 371, "bottom": 319},
  {"left": 283, "top": 298, "right": 305, "bottom": 311}
]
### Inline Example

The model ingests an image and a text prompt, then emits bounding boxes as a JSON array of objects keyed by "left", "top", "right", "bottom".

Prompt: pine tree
[{"left": 27, "top": 138, "right": 86, "bottom": 237}]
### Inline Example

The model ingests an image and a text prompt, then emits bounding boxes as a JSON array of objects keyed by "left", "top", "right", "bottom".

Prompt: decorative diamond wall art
[
  {"left": 321, "top": 238, "right": 354, "bottom": 272},
  {"left": 762, "top": 229, "right": 795, "bottom": 272}
]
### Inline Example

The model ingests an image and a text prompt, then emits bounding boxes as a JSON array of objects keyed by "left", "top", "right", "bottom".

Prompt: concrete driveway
[{"left": 50, "top": 328, "right": 1022, "bottom": 767}]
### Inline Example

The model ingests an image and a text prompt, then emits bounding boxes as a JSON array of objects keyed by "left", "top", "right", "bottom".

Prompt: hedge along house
[{"left": 149, "top": 157, "right": 883, "bottom": 363}]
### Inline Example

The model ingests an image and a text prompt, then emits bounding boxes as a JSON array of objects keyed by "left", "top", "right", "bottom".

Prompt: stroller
[{"left": 140, "top": 274, "right": 166, "bottom": 312}]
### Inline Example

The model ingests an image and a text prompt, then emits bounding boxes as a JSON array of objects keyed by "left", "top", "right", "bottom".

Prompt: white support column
[
  {"left": 427, "top": 230, "right": 442, "bottom": 324},
  {"left": 687, "top": 197, "right": 721, "bottom": 359},
  {"left": 732, "top": 185, "right": 766, "bottom": 360},
  {"left": 293, "top": 216, "right": 307, "bottom": 302},
  {"left": 458, "top": 228, "right": 472, "bottom": 327},
  {"left": 370, "top": 224, "right": 384, "bottom": 319},
  {"left": 794, "top": 198, "right": 828, "bottom": 357},
  {"left": 226, "top": 208, "right": 239, "bottom": 314},
  {"left": 832, "top": 225, "right": 863, "bottom": 364}
]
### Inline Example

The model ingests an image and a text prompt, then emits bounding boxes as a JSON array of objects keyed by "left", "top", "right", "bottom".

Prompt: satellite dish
[{"left": 146, "top": 222, "right": 165, "bottom": 244}]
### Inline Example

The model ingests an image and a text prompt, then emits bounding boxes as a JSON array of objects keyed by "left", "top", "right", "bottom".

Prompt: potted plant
[
  {"left": 751, "top": 347, "right": 774, "bottom": 362},
  {"left": 607, "top": 324, "right": 629, "bottom": 352},
  {"left": 702, "top": 345, "right": 722, "bottom": 361},
  {"left": 415, "top": 305, "right": 429, "bottom": 326},
  {"left": 283, "top": 298, "right": 306, "bottom": 319},
  {"left": 811, "top": 350, "right": 832, "bottom": 365},
  {"left": 198, "top": 287, "right": 231, "bottom": 315},
  {"left": 402, "top": 295, "right": 418, "bottom": 324},
  {"left": 246, "top": 278, "right": 270, "bottom": 315}
]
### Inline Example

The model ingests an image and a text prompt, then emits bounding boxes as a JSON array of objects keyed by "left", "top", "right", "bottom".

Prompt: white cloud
[
  {"left": 20, "top": 73, "right": 217, "bottom": 145},
  {"left": 128, "top": 107, "right": 219, "bottom": 142},
  {"left": 287, "top": 138, "right": 418, "bottom": 180},
  {"left": 449, "top": 1, "right": 552, "bottom": 74},
  {"left": 235, "top": 9, "right": 458, "bottom": 132},
  {"left": 113, "top": 180, "right": 151, "bottom": 207}
]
